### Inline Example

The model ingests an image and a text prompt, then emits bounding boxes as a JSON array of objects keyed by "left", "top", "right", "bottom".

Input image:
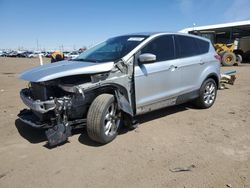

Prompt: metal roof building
[{"left": 179, "top": 20, "right": 250, "bottom": 38}]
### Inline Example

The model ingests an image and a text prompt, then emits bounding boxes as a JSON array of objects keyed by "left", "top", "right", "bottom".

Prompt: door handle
[
  {"left": 169, "top": 65, "right": 177, "bottom": 71},
  {"left": 200, "top": 61, "right": 205, "bottom": 65}
]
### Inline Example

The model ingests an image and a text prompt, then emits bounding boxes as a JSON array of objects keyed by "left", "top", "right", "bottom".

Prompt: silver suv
[{"left": 18, "top": 32, "right": 220, "bottom": 146}]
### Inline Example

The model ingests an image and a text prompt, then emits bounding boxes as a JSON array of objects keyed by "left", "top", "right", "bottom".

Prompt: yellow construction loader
[{"left": 214, "top": 43, "right": 242, "bottom": 66}]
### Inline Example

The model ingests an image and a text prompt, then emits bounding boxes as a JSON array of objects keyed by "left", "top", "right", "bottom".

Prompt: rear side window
[
  {"left": 141, "top": 35, "right": 175, "bottom": 61},
  {"left": 175, "top": 35, "right": 198, "bottom": 58},
  {"left": 195, "top": 38, "right": 209, "bottom": 54}
]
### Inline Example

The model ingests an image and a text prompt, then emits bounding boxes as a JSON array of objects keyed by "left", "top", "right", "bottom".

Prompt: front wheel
[
  {"left": 87, "top": 94, "right": 121, "bottom": 144},
  {"left": 194, "top": 78, "right": 217, "bottom": 109}
]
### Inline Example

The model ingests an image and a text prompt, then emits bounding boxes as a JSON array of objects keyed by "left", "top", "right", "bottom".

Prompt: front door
[{"left": 134, "top": 35, "right": 181, "bottom": 114}]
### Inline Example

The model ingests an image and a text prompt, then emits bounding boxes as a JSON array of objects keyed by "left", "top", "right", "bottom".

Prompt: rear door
[{"left": 174, "top": 35, "right": 206, "bottom": 93}]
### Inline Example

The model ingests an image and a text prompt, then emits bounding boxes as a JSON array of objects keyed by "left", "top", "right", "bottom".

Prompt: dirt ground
[{"left": 0, "top": 57, "right": 250, "bottom": 188}]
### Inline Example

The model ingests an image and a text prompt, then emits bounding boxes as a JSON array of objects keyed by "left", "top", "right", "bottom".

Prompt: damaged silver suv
[{"left": 18, "top": 32, "right": 220, "bottom": 146}]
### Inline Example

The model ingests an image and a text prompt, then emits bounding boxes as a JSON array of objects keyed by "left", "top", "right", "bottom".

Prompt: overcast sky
[{"left": 0, "top": 0, "right": 249, "bottom": 50}]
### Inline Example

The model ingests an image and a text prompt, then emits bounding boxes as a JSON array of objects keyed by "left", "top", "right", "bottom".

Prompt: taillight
[{"left": 214, "top": 54, "right": 221, "bottom": 62}]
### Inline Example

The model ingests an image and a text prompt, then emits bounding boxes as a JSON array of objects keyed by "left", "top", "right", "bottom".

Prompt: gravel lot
[{"left": 0, "top": 57, "right": 250, "bottom": 188}]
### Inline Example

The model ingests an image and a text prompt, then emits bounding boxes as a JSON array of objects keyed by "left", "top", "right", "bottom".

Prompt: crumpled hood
[{"left": 19, "top": 60, "right": 114, "bottom": 82}]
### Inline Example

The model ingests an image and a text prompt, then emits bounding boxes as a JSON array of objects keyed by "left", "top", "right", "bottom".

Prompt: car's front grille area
[{"left": 30, "top": 82, "right": 50, "bottom": 100}]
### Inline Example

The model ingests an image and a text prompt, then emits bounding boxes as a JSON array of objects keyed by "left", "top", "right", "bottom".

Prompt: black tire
[
  {"left": 194, "top": 78, "right": 217, "bottom": 109},
  {"left": 233, "top": 49, "right": 244, "bottom": 57},
  {"left": 87, "top": 94, "right": 121, "bottom": 144},
  {"left": 235, "top": 54, "right": 242, "bottom": 65},
  {"left": 221, "top": 52, "right": 236, "bottom": 66}
]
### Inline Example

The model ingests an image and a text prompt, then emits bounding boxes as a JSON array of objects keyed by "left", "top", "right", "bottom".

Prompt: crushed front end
[
  {"left": 18, "top": 58, "right": 134, "bottom": 146},
  {"left": 18, "top": 79, "right": 89, "bottom": 146}
]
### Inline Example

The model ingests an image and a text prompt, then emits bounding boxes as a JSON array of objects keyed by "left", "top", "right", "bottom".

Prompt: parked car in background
[
  {"left": 28, "top": 51, "right": 43, "bottom": 58},
  {"left": 1, "top": 51, "right": 9, "bottom": 57},
  {"left": 45, "top": 52, "right": 52, "bottom": 58},
  {"left": 8, "top": 51, "right": 18, "bottom": 57},
  {"left": 68, "top": 51, "right": 79, "bottom": 59},
  {"left": 16, "top": 52, "right": 26, "bottom": 58},
  {"left": 63, "top": 51, "right": 70, "bottom": 58},
  {"left": 16, "top": 51, "right": 32, "bottom": 58}
]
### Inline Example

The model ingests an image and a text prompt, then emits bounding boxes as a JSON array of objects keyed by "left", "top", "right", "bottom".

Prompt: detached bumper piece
[
  {"left": 18, "top": 109, "right": 87, "bottom": 146},
  {"left": 18, "top": 109, "right": 52, "bottom": 128},
  {"left": 45, "top": 123, "right": 72, "bottom": 147}
]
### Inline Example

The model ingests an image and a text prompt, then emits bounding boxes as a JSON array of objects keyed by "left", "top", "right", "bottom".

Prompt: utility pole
[
  {"left": 193, "top": 23, "right": 196, "bottom": 31},
  {"left": 36, "top": 38, "right": 39, "bottom": 51}
]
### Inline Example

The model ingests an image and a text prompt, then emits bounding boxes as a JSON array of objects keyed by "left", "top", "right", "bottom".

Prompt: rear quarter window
[
  {"left": 195, "top": 38, "right": 209, "bottom": 54},
  {"left": 175, "top": 35, "right": 199, "bottom": 58}
]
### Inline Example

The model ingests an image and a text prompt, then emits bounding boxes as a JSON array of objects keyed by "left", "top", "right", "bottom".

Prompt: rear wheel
[
  {"left": 194, "top": 78, "right": 217, "bottom": 109},
  {"left": 87, "top": 94, "right": 121, "bottom": 144}
]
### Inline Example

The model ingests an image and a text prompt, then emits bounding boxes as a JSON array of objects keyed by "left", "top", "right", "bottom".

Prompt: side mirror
[{"left": 138, "top": 53, "right": 156, "bottom": 64}]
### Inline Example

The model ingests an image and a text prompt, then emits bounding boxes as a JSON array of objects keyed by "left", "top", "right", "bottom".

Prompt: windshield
[{"left": 74, "top": 35, "right": 147, "bottom": 63}]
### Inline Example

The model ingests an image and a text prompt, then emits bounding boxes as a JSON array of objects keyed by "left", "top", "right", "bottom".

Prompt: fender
[
  {"left": 86, "top": 83, "right": 134, "bottom": 116},
  {"left": 198, "top": 63, "right": 220, "bottom": 88}
]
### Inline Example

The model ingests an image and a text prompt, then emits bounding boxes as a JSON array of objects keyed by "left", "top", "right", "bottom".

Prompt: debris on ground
[
  {"left": 220, "top": 70, "right": 237, "bottom": 89},
  {"left": 0, "top": 173, "right": 7, "bottom": 179},
  {"left": 169, "top": 164, "right": 196, "bottom": 172}
]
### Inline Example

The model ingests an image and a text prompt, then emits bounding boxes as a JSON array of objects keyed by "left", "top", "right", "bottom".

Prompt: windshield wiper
[{"left": 73, "top": 58, "right": 100, "bottom": 63}]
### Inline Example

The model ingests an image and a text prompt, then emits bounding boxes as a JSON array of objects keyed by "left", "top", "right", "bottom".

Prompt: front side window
[
  {"left": 140, "top": 35, "right": 175, "bottom": 62},
  {"left": 74, "top": 35, "right": 147, "bottom": 63}
]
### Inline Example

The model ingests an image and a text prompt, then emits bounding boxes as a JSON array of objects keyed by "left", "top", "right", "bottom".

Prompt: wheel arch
[
  {"left": 198, "top": 63, "right": 220, "bottom": 89},
  {"left": 88, "top": 83, "right": 134, "bottom": 116},
  {"left": 205, "top": 73, "right": 219, "bottom": 88}
]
